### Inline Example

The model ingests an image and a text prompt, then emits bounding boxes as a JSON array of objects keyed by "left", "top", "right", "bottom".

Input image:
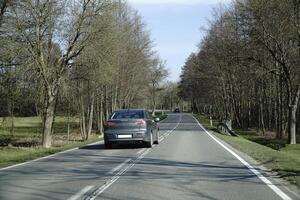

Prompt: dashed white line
[
  {"left": 86, "top": 149, "right": 150, "bottom": 200},
  {"left": 136, "top": 148, "right": 146, "bottom": 155},
  {"left": 192, "top": 115, "right": 292, "bottom": 200},
  {"left": 83, "top": 114, "right": 183, "bottom": 200},
  {"left": 107, "top": 158, "right": 132, "bottom": 175},
  {"left": 159, "top": 136, "right": 165, "bottom": 143},
  {"left": 158, "top": 114, "right": 182, "bottom": 143},
  {"left": 68, "top": 185, "right": 95, "bottom": 200}
]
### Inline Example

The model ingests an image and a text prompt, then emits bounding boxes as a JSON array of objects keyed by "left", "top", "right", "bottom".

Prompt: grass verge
[
  {"left": 0, "top": 116, "right": 103, "bottom": 169},
  {"left": 195, "top": 113, "right": 300, "bottom": 188},
  {"left": 153, "top": 111, "right": 168, "bottom": 121},
  {"left": 0, "top": 136, "right": 102, "bottom": 169}
]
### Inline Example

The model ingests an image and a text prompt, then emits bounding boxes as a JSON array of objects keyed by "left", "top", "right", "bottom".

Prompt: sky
[{"left": 127, "top": 0, "right": 231, "bottom": 81}]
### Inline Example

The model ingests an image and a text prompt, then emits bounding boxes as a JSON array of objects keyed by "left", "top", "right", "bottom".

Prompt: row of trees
[
  {"left": 0, "top": 0, "right": 167, "bottom": 147},
  {"left": 179, "top": 0, "right": 300, "bottom": 144}
]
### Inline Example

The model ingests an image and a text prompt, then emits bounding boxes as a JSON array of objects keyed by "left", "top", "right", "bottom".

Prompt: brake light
[
  {"left": 135, "top": 119, "right": 146, "bottom": 125},
  {"left": 104, "top": 121, "right": 115, "bottom": 127}
]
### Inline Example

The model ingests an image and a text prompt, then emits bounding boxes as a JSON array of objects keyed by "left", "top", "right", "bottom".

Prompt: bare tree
[
  {"left": 10, "top": 0, "right": 108, "bottom": 147},
  {"left": 149, "top": 59, "right": 168, "bottom": 115}
]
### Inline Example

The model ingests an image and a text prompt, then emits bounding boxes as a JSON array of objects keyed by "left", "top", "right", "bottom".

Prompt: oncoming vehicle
[
  {"left": 104, "top": 109, "right": 160, "bottom": 149},
  {"left": 174, "top": 107, "right": 180, "bottom": 113}
]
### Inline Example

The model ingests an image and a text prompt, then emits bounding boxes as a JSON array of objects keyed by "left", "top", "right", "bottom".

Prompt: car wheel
[
  {"left": 145, "top": 133, "right": 153, "bottom": 148},
  {"left": 154, "top": 131, "right": 159, "bottom": 144},
  {"left": 105, "top": 142, "right": 112, "bottom": 149}
]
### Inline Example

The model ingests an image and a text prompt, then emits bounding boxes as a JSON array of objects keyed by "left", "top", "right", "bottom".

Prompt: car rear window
[{"left": 111, "top": 111, "right": 144, "bottom": 119}]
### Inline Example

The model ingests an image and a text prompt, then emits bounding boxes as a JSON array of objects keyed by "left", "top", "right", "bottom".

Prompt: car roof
[{"left": 113, "top": 109, "right": 145, "bottom": 112}]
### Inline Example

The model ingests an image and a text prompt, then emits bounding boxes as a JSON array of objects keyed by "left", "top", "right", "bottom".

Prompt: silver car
[{"left": 104, "top": 109, "right": 160, "bottom": 149}]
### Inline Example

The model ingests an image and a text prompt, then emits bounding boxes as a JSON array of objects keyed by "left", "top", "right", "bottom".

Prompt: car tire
[
  {"left": 145, "top": 133, "right": 153, "bottom": 148},
  {"left": 154, "top": 131, "right": 159, "bottom": 144},
  {"left": 105, "top": 142, "right": 112, "bottom": 149}
]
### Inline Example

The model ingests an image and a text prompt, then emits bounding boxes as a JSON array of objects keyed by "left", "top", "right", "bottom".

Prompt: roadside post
[{"left": 209, "top": 105, "right": 213, "bottom": 127}]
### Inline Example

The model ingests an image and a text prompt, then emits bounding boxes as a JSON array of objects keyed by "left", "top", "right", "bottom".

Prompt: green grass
[
  {"left": 215, "top": 134, "right": 300, "bottom": 187},
  {"left": 0, "top": 137, "right": 101, "bottom": 168},
  {"left": 0, "top": 116, "right": 81, "bottom": 146},
  {"left": 153, "top": 111, "right": 168, "bottom": 121},
  {"left": 0, "top": 117, "right": 42, "bottom": 135},
  {"left": 0, "top": 116, "right": 79, "bottom": 135},
  {"left": 195, "top": 114, "right": 300, "bottom": 187},
  {"left": 195, "top": 113, "right": 219, "bottom": 131},
  {"left": 0, "top": 116, "right": 102, "bottom": 168}
]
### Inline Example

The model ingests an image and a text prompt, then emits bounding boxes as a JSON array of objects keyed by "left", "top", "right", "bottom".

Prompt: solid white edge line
[
  {"left": 192, "top": 115, "right": 292, "bottom": 200},
  {"left": 68, "top": 185, "right": 95, "bottom": 200},
  {"left": 0, "top": 141, "right": 101, "bottom": 171}
]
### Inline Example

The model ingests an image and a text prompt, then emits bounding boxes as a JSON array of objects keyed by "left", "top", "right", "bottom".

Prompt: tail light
[
  {"left": 104, "top": 120, "right": 115, "bottom": 127},
  {"left": 135, "top": 119, "right": 146, "bottom": 125}
]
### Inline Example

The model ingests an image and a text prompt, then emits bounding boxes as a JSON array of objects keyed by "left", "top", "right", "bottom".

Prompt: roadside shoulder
[{"left": 210, "top": 130, "right": 300, "bottom": 200}]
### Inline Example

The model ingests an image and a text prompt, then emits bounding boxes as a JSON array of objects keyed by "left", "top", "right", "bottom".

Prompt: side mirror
[{"left": 154, "top": 118, "right": 160, "bottom": 123}]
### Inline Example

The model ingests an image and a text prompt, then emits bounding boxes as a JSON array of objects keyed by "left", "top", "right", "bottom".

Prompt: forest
[
  {"left": 179, "top": 0, "right": 300, "bottom": 144},
  {"left": 0, "top": 0, "right": 170, "bottom": 148}
]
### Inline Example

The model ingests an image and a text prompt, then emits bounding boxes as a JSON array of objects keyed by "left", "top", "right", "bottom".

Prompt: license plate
[{"left": 117, "top": 135, "right": 132, "bottom": 139}]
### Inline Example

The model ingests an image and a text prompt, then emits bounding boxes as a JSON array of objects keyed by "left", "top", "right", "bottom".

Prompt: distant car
[
  {"left": 174, "top": 107, "right": 180, "bottom": 113},
  {"left": 104, "top": 109, "right": 159, "bottom": 149}
]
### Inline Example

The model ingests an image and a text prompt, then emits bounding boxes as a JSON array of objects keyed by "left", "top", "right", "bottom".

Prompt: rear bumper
[{"left": 104, "top": 130, "right": 148, "bottom": 143}]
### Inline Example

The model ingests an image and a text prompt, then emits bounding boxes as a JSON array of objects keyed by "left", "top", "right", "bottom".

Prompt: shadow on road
[
  {"left": 0, "top": 113, "right": 292, "bottom": 200},
  {"left": 79, "top": 144, "right": 104, "bottom": 150},
  {"left": 80, "top": 143, "right": 146, "bottom": 150},
  {"left": 0, "top": 145, "right": 287, "bottom": 200}
]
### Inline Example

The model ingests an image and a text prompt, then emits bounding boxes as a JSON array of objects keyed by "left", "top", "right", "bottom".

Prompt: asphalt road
[{"left": 0, "top": 113, "right": 299, "bottom": 200}]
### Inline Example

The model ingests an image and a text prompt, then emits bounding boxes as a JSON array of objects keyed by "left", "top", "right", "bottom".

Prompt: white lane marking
[
  {"left": 159, "top": 137, "right": 165, "bottom": 143},
  {"left": 0, "top": 141, "right": 101, "bottom": 171},
  {"left": 86, "top": 149, "right": 150, "bottom": 200},
  {"left": 85, "top": 114, "right": 183, "bottom": 200},
  {"left": 68, "top": 185, "right": 94, "bottom": 200},
  {"left": 136, "top": 148, "right": 146, "bottom": 155},
  {"left": 107, "top": 158, "right": 132, "bottom": 175},
  {"left": 158, "top": 114, "right": 182, "bottom": 143},
  {"left": 192, "top": 115, "right": 292, "bottom": 200}
]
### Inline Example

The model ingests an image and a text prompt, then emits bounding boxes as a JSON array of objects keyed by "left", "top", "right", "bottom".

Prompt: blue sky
[{"left": 127, "top": 0, "right": 231, "bottom": 81}]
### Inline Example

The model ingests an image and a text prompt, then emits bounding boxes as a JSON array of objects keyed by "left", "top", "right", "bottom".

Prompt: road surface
[{"left": 0, "top": 113, "right": 299, "bottom": 200}]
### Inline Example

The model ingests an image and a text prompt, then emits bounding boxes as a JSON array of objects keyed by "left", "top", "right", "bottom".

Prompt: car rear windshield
[{"left": 110, "top": 111, "right": 144, "bottom": 119}]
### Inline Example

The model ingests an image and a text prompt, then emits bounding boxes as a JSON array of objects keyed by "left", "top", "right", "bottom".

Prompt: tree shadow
[{"left": 0, "top": 147, "right": 291, "bottom": 200}]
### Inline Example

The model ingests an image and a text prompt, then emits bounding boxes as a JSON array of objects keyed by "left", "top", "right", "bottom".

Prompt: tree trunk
[
  {"left": 0, "top": 0, "right": 9, "bottom": 26},
  {"left": 259, "top": 90, "right": 266, "bottom": 135},
  {"left": 152, "top": 82, "right": 156, "bottom": 116},
  {"left": 288, "top": 84, "right": 300, "bottom": 144},
  {"left": 100, "top": 91, "right": 104, "bottom": 134},
  {"left": 96, "top": 92, "right": 100, "bottom": 134},
  {"left": 42, "top": 94, "right": 56, "bottom": 148},
  {"left": 67, "top": 102, "right": 70, "bottom": 144},
  {"left": 104, "top": 85, "right": 109, "bottom": 119},
  {"left": 8, "top": 98, "right": 14, "bottom": 136},
  {"left": 113, "top": 85, "right": 118, "bottom": 111},
  {"left": 86, "top": 91, "right": 95, "bottom": 140},
  {"left": 80, "top": 93, "right": 86, "bottom": 140},
  {"left": 279, "top": 74, "right": 284, "bottom": 139}
]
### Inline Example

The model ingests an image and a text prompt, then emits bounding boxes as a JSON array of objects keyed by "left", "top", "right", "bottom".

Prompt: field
[{"left": 0, "top": 116, "right": 100, "bottom": 168}]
